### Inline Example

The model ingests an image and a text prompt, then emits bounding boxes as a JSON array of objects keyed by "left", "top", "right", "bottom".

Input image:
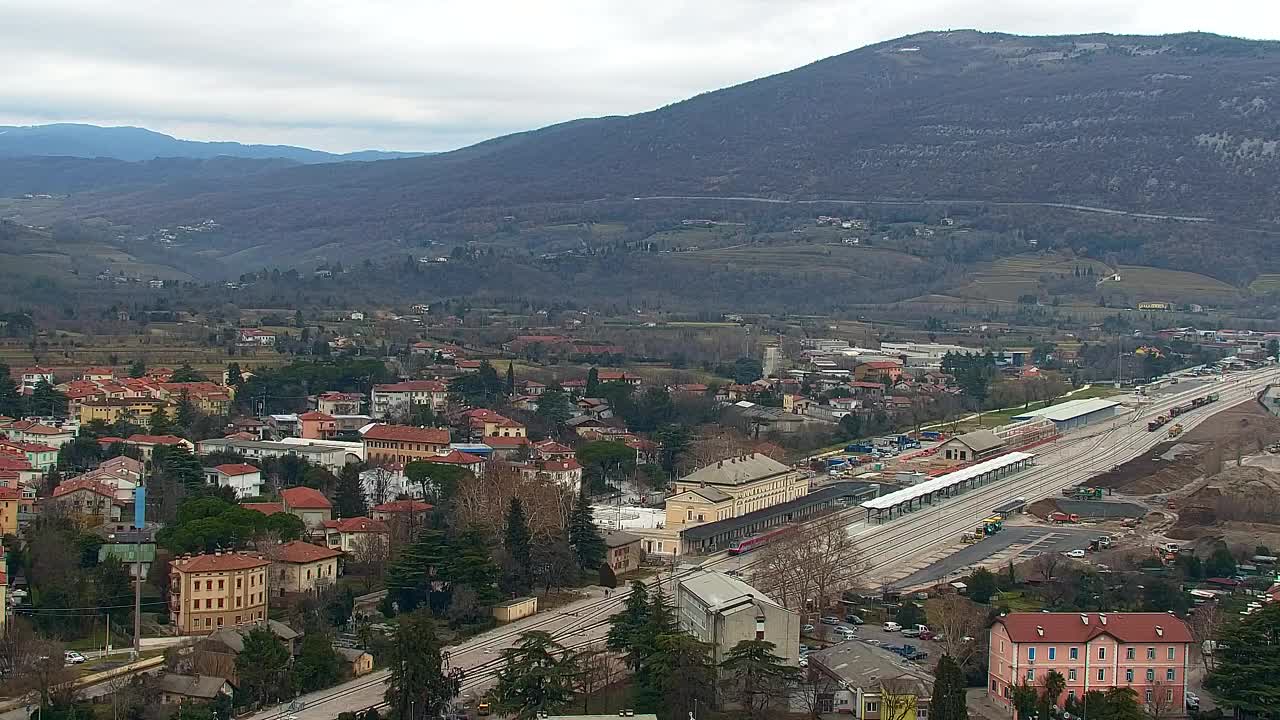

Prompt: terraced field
[{"left": 672, "top": 243, "right": 924, "bottom": 276}]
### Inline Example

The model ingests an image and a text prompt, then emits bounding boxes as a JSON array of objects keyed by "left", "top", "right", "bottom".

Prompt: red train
[{"left": 727, "top": 525, "right": 794, "bottom": 555}]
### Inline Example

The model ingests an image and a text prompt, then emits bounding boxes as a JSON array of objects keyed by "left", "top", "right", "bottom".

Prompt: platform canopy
[{"left": 859, "top": 451, "right": 1034, "bottom": 511}]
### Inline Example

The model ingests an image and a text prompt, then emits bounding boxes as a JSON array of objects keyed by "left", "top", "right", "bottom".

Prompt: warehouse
[{"left": 1010, "top": 397, "right": 1120, "bottom": 432}]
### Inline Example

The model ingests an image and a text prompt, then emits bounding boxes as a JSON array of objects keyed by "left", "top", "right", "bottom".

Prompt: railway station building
[
  {"left": 677, "top": 480, "right": 880, "bottom": 554},
  {"left": 859, "top": 451, "right": 1035, "bottom": 523},
  {"left": 937, "top": 429, "right": 1006, "bottom": 462},
  {"left": 1010, "top": 397, "right": 1120, "bottom": 432}
]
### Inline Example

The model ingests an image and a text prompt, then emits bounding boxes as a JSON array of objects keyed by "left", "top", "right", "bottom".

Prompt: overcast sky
[{"left": 1, "top": 0, "right": 1276, "bottom": 153}]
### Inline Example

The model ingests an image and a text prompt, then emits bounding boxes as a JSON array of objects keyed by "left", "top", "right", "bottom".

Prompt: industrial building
[
  {"left": 675, "top": 569, "right": 801, "bottom": 667},
  {"left": 1010, "top": 397, "right": 1121, "bottom": 432},
  {"left": 860, "top": 452, "right": 1035, "bottom": 522}
]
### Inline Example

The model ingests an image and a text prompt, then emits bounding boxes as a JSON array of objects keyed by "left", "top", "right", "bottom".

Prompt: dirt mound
[
  {"left": 1181, "top": 398, "right": 1280, "bottom": 445},
  {"left": 1089, "top": 441, "right": 1204, "bottom": 495},
  {"left": 1170, "top": 465, "right": 1280, "bottom": 537},
  {"left": 1027, "top": 498, "right": 1060, "bottom": 519}
]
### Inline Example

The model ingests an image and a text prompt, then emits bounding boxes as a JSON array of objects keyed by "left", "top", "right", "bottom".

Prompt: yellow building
[
  {"left": 665, "top": 453, "right": 808, "bottom": 528},
  {"left": 0, "top": 486, "right": 16, "bottom": 541},
  {"left": 270, "top": 540, "right": 342, "bottom": 595},
  {"left": 79, "top": 398, "right": 169, "bottom": 425},
  {"left": 169, "top": 551, "right": 270, "bottom": 635}
]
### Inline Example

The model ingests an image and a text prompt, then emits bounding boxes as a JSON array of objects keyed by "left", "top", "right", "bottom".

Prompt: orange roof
[
  {"left": 424, "top": 450, "right": 486, "bottom": 466},
  {"left": 126, "top": 434, "right": 188, "bottom": 446},
  {"left": 994, "top": 612, "right": 1193, "bottom": 644},
  {"left": 362, "top": 424, "right": 450, "bottom": 445},
  {"left": 0, "top": 455, "right": 30, "bottom": 471},
  {"left": 373, "top": 380, "right": 447, "bottom": 392},
  {"left": 323, "top": 517, "right": 389, "bottom": 533},
  {"left": 281, "top": 486, "right": 332, "bottom": 509},
  {"left": 52, "top": 477, "right": 116, "bottom": 499},
  {"left": 6, "top": 422, "right": 65, "bottom": 435},
  {"left": 172, "top": 551, "right": 270, "bottom": 573},
  {"left": 0, "top": 440, "right": 58, "bottom": 453},
  {"left": 274, "top": 540, "right": 343, "bottom": 564},
  {"left": 860, "top": 361, "right": 902, "bottom": 370},
  {"left": 213, "top": 463, "right": 260, "bottom": 476},
  {"left": 0, "top": 486, "right": 19, "bottom": 500},
  {"left": 241, "top": 502, "right": 285, "bottom": 515},
  {"left": 484, "top": 436, "right": 531, "bottom": 449},
  {"left": 372, "top": 499, "right": 433, "bottom": 513},
  {"left": 540, "top": 458, "right": 582, "bottom": 472},
  {"left": 297, "top": 411, "right": 335, "bottom": 421}
]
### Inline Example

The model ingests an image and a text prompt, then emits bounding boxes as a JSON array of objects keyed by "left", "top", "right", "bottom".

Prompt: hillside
[
  {"left": 0, "top": 124, "right": 424, "bottom": 163},
  {"left": 5, "top": 29, "right": 1280, "bottom": 294}
]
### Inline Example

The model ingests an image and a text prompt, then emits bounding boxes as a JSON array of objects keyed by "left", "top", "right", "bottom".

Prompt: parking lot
[
  {"left": 890, "top": 525, "right": 1099, "bottom": 588},
  {"left": 799, "top": 619, "right": 949, "bottom": 669}
]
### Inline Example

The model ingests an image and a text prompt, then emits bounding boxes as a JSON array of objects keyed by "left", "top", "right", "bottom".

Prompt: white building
[
  {"left": 675, "top": 569, "right": 801, "bottom": 666},
  {"left": 370, "top": 380, "right": 449, "bottom": 418},
  {"left": 204, "top": 463, "right": 264, "bottom": 498}
]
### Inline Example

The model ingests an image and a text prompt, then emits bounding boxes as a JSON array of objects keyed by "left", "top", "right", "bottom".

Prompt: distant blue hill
[{"left": 0, "top": 123, "right": 425, "bottom": 163}]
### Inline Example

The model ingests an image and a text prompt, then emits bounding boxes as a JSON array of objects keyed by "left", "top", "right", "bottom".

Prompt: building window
[
  {"left": 205, "top": 599, "right": 212, "bottom": 609},
  {"left": 217, "top": 599, "right": 224, "bottom": 609},
  {"left": 1166, "top": 690, "right": 1174, "bottom": 703},
  {"left": 237, "top": 578, "right": 242, "bottom": 589},
  {"left": 1048, "top": 647, "right": 1056, "bottom": 660},
  {"left": 1126, "top": 647, "right": 1135, "bottom": 660},
  {"left": 1125, "top": 669, "right": 1134, "bottom": 682},
  {"left": 1028, "top": 647, "right": 1036, "bottom": 661},
  {"left": 1145, "top": 690, "right": 1152, "bottom": 703},
  {"left": 865, "top": 703, "right": 879, "bottom": 714},
  {"left": 1098, "top": 669, "right": 1105, "bottom": 682},
  {"left": 1068, "top": 669, "right": 1077, "bottom": 682},
  {"left": 205, "top": 580, "right": 213, "bottom": 591},
  {"left": 1166, "top": 669, "right": 1175, "bottom": 682},
  {"left": 1168, "top": 647, "right": 1176, "bottom": 660},
  {"left": 1099, "top": 647, "right": 1107, "bottom": 660},
  {"left": 205, "top": 618, "right": 211, "bottom": 627},
  {"left": 1068, "top": 691, "right": 1076, "bottom": 701},
  {"left": 218, "top": 579, "right": 224, "bottom": 590},
  {"left": 1026, "top": 669, "right": 1034, "bottom": 681},
  {"left": 1070, "top": 647, "right": 1078, "bottom": 660},
  {"left": 1146, "top": 647, "right": 1155, "bottom": 660},
  {"left": 1146, "top": 669, "right": 1155, "bottom": 682},
  {"left": 217, "top": 617, "right": 224, "bottom": 627},
  {"left": 235, "top": 615, "right": 241, "bottom": 624}
]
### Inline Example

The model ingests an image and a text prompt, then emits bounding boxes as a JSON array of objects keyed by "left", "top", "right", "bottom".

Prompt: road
[{"left": 243, "top": 368, "right": 1277, "bottom": 720}]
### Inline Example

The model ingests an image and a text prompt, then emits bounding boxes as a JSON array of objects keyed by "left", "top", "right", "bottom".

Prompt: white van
[{"left": 883, "top": 621, "right": 902, "bottom": 632}]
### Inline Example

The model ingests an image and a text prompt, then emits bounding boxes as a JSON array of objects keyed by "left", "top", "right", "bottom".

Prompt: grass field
[
  {"left": 1249, "top": 273, "right": 1280, "bottom": 294},
  {"left": 671, "top": 243, "right": 923, "bottom": 276}
]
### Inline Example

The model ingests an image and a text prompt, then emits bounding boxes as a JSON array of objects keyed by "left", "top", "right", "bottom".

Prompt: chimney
[{"left": 1155, "top": 625, "right": 1164, "bottom": 637}]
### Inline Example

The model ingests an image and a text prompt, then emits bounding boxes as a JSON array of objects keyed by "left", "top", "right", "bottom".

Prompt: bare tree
[
  {"left": 797, "top": 669, "right": 842, "bottom": 719},
  {"left": 880, "top": 677, "right": 929, "bottom": 720},
  {"left": 924, "top": 595, "right": 985, "bottom": 666},
  {"left": 571, "top": 648, "right": 623, "bottom": 714},
  {"left": 1031, "top": 552, "right": 1062, "bottom": 584},
  {"left": 752, "top": 514, "right": 869, "bottom": 641},
  {"left": 1187, "top": 605, "right": 1223, "bottom": 673},
  {"left": 349, "top": 533, "right": 390, "bottom": 592},
  {"left": 364, "top": 464, "right": 396, "bottom": 507},
  {"left": 1146, "top": 681, "right": 1178, "bottom": 720}
]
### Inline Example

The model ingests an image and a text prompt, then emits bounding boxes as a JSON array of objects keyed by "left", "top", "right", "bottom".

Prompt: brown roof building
[
  {"left": 270, "top": 540, "right": 342, "bottom": 595},
  {"left": 361, "top": 423, "right": 451, "bottom": 465},
  {"left": 169, "top": 551, "right": 270, "bottom": 635}
]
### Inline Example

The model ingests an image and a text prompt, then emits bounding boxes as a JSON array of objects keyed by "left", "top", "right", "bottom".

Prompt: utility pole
[{"left": 133, "top": 484, "right": 146, "bottom": 660}]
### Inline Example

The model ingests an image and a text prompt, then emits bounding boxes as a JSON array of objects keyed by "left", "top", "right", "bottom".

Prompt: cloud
[{"left": 0, "top": 0, "right": 1275, "bottom": 152}]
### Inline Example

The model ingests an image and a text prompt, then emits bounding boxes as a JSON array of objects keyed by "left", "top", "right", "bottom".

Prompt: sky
[{"left": 1, "top": 0, "right": 1277, "bottom": 153}]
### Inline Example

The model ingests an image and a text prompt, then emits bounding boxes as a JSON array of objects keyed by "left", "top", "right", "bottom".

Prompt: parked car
[
  {"left": 845, "top": 613, "right": 864, "bottom": 625},
  {"left": 882, "top": 621, "right": 902, "bottom": 632},
  {"left": 1185, "top": 693, "right": 1200, "bottom": 710},
  {"left": 64, "top": 651, "right": 86, "bottom": 665},
  {"left": 901, "top": 628, "right": 922, "bottom": 638},
  {"left": 802, "top": 624, "right": 815, "bottom": 633},
  {"left": 799, "top": 644, "right": 810, "bottom": 653},
  {"left": 799, "top": 656, "right": 809, "bottom": 668},
  {"left": 835, "top": 626, "right": 858, "bottom": 639},
  {"left": 820, "top": 616, "right": 840, "bottom": 625},
  {"left": 1064, "top": 549, "right": 1086, "bottom": 558}
]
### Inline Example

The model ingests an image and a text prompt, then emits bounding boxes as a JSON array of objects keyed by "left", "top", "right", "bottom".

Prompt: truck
[
  {"left": 1049, "top": 511, "right": 1081, "bottom": 524},
  {"left": 1168, "top": 423, "right": 1184, "bottom": 438},
  {"left": 919, "top": 430, "right": 943, "bottom": 442},
  {"left": 845, "top": 443, "right": 875, "bottom": 454}
]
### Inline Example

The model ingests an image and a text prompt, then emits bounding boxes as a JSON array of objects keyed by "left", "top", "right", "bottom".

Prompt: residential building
[
  {"left": 237, "top": 328, "right": 277, "bottom": 346},
  {"left": 315, "top": 391, "right": 364, "bottom": 415},
  {"left": 603, "top": 530, "right": 643, "bottom": 574},
  {"left": 96, "top": 529, "right": 156, "bottom": 578},
  {"left": 516, "top": 458, "right": 583, "bottom": 493},
  {"left": 298, "top": 411, "right": 338, "bottom": 440},
  {"left": 0, "top": 440, "right": 58, "bottom": 471},
  {"left": 168, "top": 551, "right": 270, "bottom": 634},
  {"left": 338, "top": 647, "right": 375, "bottom": 677},
  {"left": 532, "top": 439, "right": 575, "bottom": 460},
  {"left": 17, "top": 366, "right": 54, "bottom": 393},
  {"left": 81, "top": 367, "right": 117, "bottom": 382},
  {"left": 361, "top": 424, "right": 451, "bottom": 465},
  {"left": 196, "top": 438, "right": 360, "bottom": 472},
  {"left": 153, "top": 382, "right": 233, "bottom": 416},
  {"left": 205, "top": 464, "right": 264, "bottom": 499},
  {"left": 461, "top": 408, "right": 527, "bottom": 439},
  {"left": 370, "top": 499, "right": 433, "bottom": 524},
  {"left": 49, "top": 478, "right": 122, "bottom": 523},
  {"left": 0, "top": 486, "right": 17, "bottom": 535},
  {"left": 1, "top": 420, "right": 75, "bottom": 449},
  {"left": 483, "top": 434, "right": 531, "bottom": 459},
  {"left": 370, "top": 380, "right": 448, "bottom": 418},
  {"left": 322, "top": 516, "right": 390, "bottom": 552},
  {"left": 154, "top": 674, "right": 235, "bottom": 706},
  {"left": 988, "top": 612, "right": 1193, "bottom": 711},
  {"left": 809, "top": 641, "right": 934, "bottom": 718},
  {"left": 125, "top": 434, "right": 194, "bottom": 460},
  {"left": 270, "top": 540, "right": 342, "bottom": 595},
  {"left": 666, "top": 453, "right": 809, "bottom": 529},
  {"left": 280, "top": 486, "right": 333, "bottom": 529},
  {"left": 854, "top": 360, "right": 904, "bottom": 384},
  {"left": 674, "top": 569, "right": 800, "bottom": 666}
]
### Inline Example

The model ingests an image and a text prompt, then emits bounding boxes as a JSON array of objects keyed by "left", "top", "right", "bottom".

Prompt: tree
[
  {"left": 607, "top": 580, "right": 650, "bottom": 669},
  {"left": 505, "top": 363, "right": 516, "bottom": 396},
  {"left": 752, "top": 514, "right": 868, "bottom": 640},
  {"left": 930, "top": 655, "right": 968, "bottom": 720},
  {"left": 292, "top": 629, "right": 344, "bottom": 693},
  {"left": 170, "top": 364, "right": 204, "bottom": 382},
  {"left": 1042, "top": 669, "right": 1066, "bottom": 714},
  {"left": 1188, "top": 604, "right": 1224, "bottom": 673},
  {"left": 128, "top": 360, "right": 146, "bottom": 378},
  {"left": 567, "top": 493, "right": 605, "bottom": 572},
  {"left": 570, "top": 649, "right": 623, "bottom": 715},
  {"left": 490, "top": 631, "right": 579, "bottom": 719},
  {"left": 585, "top": 367, "right": 600, "bottom": 397},
  {"left": 1206, "top": 602, "right": 1280, "bottom": 715},
  {"left": 896, "top": 603, "right": 925, "bottom": 628},
  {"left": 642, "top": 632, "right": 715, "bottom": 720},
  {"left": 333, "top": 463, "right": 368, "bottom": 518},
  {"left": 575, "top": 440, "right": 636, "bottom": 491},
  {"left": 925, "top": 596, "right": 984, "bottom": 666},
  {"left": 534, "top": 384, "right": 573, "bottom": 427},
  {"left": 505, "top": 498, "right": 533, "bottom": 593},
  {"left": 732, "top": 356, "right": 763, "bottom": 384},
  {"left": 531, "top": 539, "right": 578, "bottom": 596},
  {"left": 1205, "top": 542, "right": 1237, "bottom": 577},
  {"left": 175, "top": 393, "right": 198, "bottom": 430},
  {"left": 28, "top": 379, "right": 68, "bottom": 418},
  {"left": 719, "top": 639, "right": 803, "bottom": 720},
  {"left": 384, "top": 610, "right": 463, "bottom": 720},
  {"left": 226, "top": 362, "right": 243, "bottom": 387},
  {"left": 1010, "top": 682, "right": 1039, "bottom": 720},
  {"left": 0, "top": 363, "right": 22, "bottom": 418},
  {"left": 235, "top": 627, "right": 292, "bottom": 707},
  {"left": 148, "top": 406, "right": 174, "bottom": 435},
  {"left": 653, "top": 424, "right": 691, "bottom": 474},
  {"left": 404, "top": 460, "right": 467, "bottom": 504},
  {"left": 1269, "top": 338, "right": 1279, "bottom": 361},
  {"left": 967, "top": 568, "right": 998, "bottom": 604}
]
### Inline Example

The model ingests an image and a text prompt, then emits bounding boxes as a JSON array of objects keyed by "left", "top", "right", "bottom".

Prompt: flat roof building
[{"left": 1010, "top": 397, "right": 1121, "bottom": 432}]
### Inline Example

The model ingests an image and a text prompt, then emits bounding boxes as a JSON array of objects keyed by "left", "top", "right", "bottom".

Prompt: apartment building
[
  {"left": 169, "top": 551, "right": 270, "bottom": 635},
  {"left": 370, "top": 381, "right": 448, "bottom": 418},
  {"left": 361, "top": 424, "right": 450, "bottom": 465},
  {"left": 988, "top": 612, "right": 1193, "bottom": 712}
]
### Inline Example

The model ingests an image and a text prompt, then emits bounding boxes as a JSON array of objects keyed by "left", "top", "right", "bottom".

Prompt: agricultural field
[
  {"left": 1248, "top": 273, "right": 1280, "bottom": 294},
  {"left": 671, "top": 243, "right": 924, "bottom": 276}
]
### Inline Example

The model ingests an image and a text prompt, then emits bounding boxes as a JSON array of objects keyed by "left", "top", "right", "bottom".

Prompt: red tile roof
[
  {"left": 172, "top": 551, "right": 270, "bottom": 573},
  {"left": 213, "top": 463, "right": 260, "bottom": 476},
  {"left": 484, "top": 436, "right": 531, "bottom": 449},
  {"left": 0, "top": 440, "right": 57, "bottom": 453},
  {"left": 297, "top": 411, "right": 335, "bottom": 421},
  {"left": 994, "top": 612, "right": 1193, "bottom": 644},
  {"left": 323, "top": 517, "right": 389, "bottom": 533},
  {"left": 0, "top": 486, "right": 19, "bottom": 500},
  {"left": 0, "top": 455, "right": 31, "bottom": 471},
  {"left": 281, "top": 486, "right": 332, "bottom": 509},
  {"left": 860, "top": 361, "right": 902, "bottom": 370},
  {"left": 373, "top": 380, "right": 448, "bottom": 392},
  {"left": 372, "top": 499, "right": 433, "bottom": 514},
  {"left": 274, "top": 540, "right": 342, "bottom": 564},
  {"left": 539, "top": 459, "right": 582, "bottom": 472},
  {"left": 362, "top": 424, "right": 450, "bottom": 445},
  {"left": 52, "top": 477, "right": 117, "bottom": 499},
  {"left": 6, "top": 422, "right": 65, "bottom": 435},
  {"left": 126, "top": 434, "right": 188, "bottom": 446},
  {"left": 424, "top": 450, "right": 486, "bottom": 466},
  {"left": 241, "top": 502, "right": 285, "bottom": 516}
]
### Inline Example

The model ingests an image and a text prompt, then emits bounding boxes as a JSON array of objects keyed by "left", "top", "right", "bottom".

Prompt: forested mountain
[{"left": 0, "top": 123, "right": 423, "bottom": 163}]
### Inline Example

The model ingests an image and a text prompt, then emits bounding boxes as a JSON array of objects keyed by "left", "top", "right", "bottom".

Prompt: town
[{"left": 0, "top": 306, "right": 1276, "bottom": 720}]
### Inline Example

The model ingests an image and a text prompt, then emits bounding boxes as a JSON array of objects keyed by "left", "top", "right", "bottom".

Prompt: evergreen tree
[
  {"left": 641, "top": 633, "right": 715, "bottom": 720},
  {"left": 235, "top": 627, "right": 293, "bottom": 707},
  {"left": 719, "top": 639, "right": 803, "bottom": 720},
  {"left": 505, "top": 363, "right": 516, "bottom": 396},
  {"left": 162, "top": 445, "right": 204, "bottom": 488},
  {"left": 384, "top": 610, "right": 462, "bottom": 720},
  {"left": 639, "top": 586, "right": 676, "bottom": 657},
  {"left": 491, "top": 631, "right": 579, "bottom": 719},
  {"left": 606, "top": 580, "right": 650, "bottom": 669},
  {"left": 930, "top": 655, "right": 969, "bottom": 720},
  {"left": 333, "top": 463, "right": 367, "bottom": 518},
  {"left": 534, "top": 384, "right": 572, "bottom": 426},
  {"left": 585, "top": 367, "right": 600, "bottom": 397},
  {"left": 444, "top": 529, "right": 503, "bottom": 621},
  {"left": 170, "top": 364, "right": 204, "bottom": 382},
  {"left": 505, "top": 498, "right": 533, "bottom": 592},
  {"left": 385, "top": 530, "right": 450, "bottom": 612},
  {"left": 149, "top": 406, "right": 174, "bottom": 435},
  {"left": 293, "top": 628, "right": 344, "bottom": 693},
  {"left": 0, "top": 363, "right": 22, "bottom": 418},
  {"left": 128, "top": 360, "right": 146, "bottom": 378},
  {"left": 567, "top": 493, "right": 605, "bottom": 572},
  {"left": 226, "top": 362, "right": 243, "bottom": 387},
  {"left": 175, "top": 393, "right": 198, "bottom": 430},
  {"left": 28, "top": 379, "right": 68, "bottom": 418},
  {"left": 1207, "top": 603, "right": 1280, "bottom": 715}
]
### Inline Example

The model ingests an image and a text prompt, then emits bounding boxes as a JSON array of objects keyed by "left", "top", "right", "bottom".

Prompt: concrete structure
[
  {"left": 674, "top": 569, "right": 800, "bottom": 667},
  {"left": 370, "top": 380, "right": 448, "bottom": 418},
  {"left": 988, "top": 612, "right": 1193, "bottom": 712},
  {"left": 603, "top": 530, "right": 643, "bottom": 574},
  {"left": 169, "top": 551, "right": 270, "bottom": 634},
  {"left": 205, "top": 463, "right": 264, "bottom": 498},
  {"left": 361, "top": 423, "right": 451, "bottom": 465},
  {"left": 1010, "top": 398, "right": 1121, "bottom": 432},
  {"left": 861, "top": 452, "right": 1034, "bottom": 522},
  {"left": 762, "top": 344, "right": 782, "bottom": 378},
  {"left": 937, "top": 429, "right": 1006, "bottom": 462},
  {"left": 493, "top": 596, "right": 538, "bottom": 623},
  {"left": 808, "top": 641, "right": 934, "bottom": 718},
  {"left": 197, "top": 437, "right": 360, "bottom": 472},
  {"left": 270, "top": 540, "right": 342, "bottom": 595}
]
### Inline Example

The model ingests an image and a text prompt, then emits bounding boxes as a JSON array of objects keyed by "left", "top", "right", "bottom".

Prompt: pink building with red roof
[{"left": 988, "top": 612, "right": 1192, "bottom": 711}]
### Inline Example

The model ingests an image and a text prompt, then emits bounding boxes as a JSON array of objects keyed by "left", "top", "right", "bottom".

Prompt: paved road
[
  {"left": 239, "top": 368, "right": 1277, "bottom": 720},
  {"left": 892, "top": 526, "right": 1099, "bottom": 588}
]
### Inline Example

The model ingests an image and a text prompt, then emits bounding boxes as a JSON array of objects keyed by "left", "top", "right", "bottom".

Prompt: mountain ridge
[{"left": 0, "top": 123, "right": 426, "bottom": 163}]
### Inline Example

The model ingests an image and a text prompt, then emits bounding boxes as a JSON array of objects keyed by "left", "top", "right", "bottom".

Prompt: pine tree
[
  {"left": 491, "top": 631, "right": 580, "bottom": 719},
  {"left": 585, "top": 367, "right": 600, "bottom": 397},
  {"left": 149, "top": 406, "right": 173, "bottom": 435},
  {"left": 639, "top": 586, "right": 676, "bottom": 659},
  {"left": 128, "top": 360, "right": 146, "bottom": 378},
  {"left": 505, "top": 362, "right": 516, "bottom": 396},
  {"left": 607, "top": 580, "right": 650, "bottom": 669},
  {"left": 535, "top": 384, "right": 572, "bottom": 426},
  {"left": 568, "top": 493, "right": 606, "bottom": 572},
  {"left": 175, "top": 393, "right": 197, "bottom": 430},
  {"left": 333, "top": 463, "right": 367, "bottom": 518},
  {"left": 384, "top": 610, "right": 462, "bottom": 720},
  {"left": 719, "top": 639, "right": 803, "bottom": 720},
  {"left": 28, "top": 379, "right": 67, "bottom": 418},
  {"left": 0, "top": 363, "right": 22, "bottom": 418},
  {"left": 504, "top": 498, "right": 533, "bottom": 592},
  {"left": 226, "top": 362, "right": 243, "bottom": 387},
  {"left": 930, "top": 655, "right": 969, "bottom": 720}
]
